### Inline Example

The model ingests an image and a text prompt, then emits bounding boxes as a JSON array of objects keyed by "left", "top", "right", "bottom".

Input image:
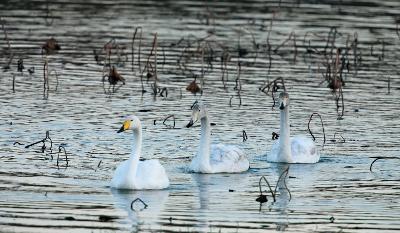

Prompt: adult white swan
[
  {"left": 267, "top": 92, "right": 320, "bottom": 163},
  {"left": 186, "top": 102, "right": 249, "bottom": 173},
  {"left": 110, "top": 115, "right": 169, "bottom": 190}
]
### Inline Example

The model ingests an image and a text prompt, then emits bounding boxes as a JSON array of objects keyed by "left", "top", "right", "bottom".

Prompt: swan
[
  {"left": 110, "top": 115, "right": 169, "bottom": 190},
  {"left": 186, "top": 102, "right": 249, "bottom": 173},
  {"left": 267, "top": 92, "right": 320, "bottom": 163}
]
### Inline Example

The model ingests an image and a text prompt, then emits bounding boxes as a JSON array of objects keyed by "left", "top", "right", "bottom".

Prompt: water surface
[{"left": 1, "top": 0, "right": 400, "bottom": 232}]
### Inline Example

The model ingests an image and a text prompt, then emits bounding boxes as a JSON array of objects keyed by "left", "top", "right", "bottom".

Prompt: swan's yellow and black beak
[{"left": 117, "top": 120, "right": 131, "bottom": 133}]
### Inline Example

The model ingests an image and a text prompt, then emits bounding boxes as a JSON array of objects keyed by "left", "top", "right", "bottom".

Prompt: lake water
[{"left": 1, "top": 0, "right": 400, "bottom": 232}]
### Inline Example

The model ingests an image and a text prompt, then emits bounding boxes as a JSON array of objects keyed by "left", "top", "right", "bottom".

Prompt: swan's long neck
[
  {"left": 198, "top": 113, "right": 211, "bottom": 170},
  {"left": 129, "top": 127, "right": 142, "bottom": 174},
  {"left": 279, "top": 106, "right": 293, "bottom": 162}
]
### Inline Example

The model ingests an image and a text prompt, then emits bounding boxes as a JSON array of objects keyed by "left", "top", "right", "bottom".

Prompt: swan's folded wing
[
  {"left": 210, "top": 144, "right": 244, "bottom": 162},
  {"left": 110, "top": 160, "right": 132, "bottom": 189},
  {"left": 136, "top": 160, "right": 170, "bottom": 189},
  {"left": 210, "top": 144, "right": 249, "bottom": 172},
  {"left": 291, "top": 136, "right": 320, "bottom": 163}
]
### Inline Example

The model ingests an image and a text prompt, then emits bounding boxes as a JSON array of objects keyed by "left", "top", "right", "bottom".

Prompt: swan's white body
[
  {"left": 111, "top": 159, "right": 169, "bottom": 190},
  {"left": 267, "top": 93, "right": 320, "bottom": 164},
  {"left": 187, "top": 103, "right": 249, "bottom": 173},
  {"left": 268, "top": 136, "right": 319, "bottom": 163},
  {"left": 110, "top": 116, "right": 169, "bottom": 190}
]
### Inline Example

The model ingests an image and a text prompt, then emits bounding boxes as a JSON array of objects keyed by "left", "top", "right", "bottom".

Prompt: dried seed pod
[
  {"left": 272, "top": 132, "right": 279, "bottom": 140},
  {"left": 108, "top": 66, "right": 125, "bottom": 85},
  {"left": 28, "top": 67, "right": 35, "bottom": 75},
  {"left": 17, "top": 58, "right": 24, "bottom": 72},
  {"left": 186, "top": 79, "right": 201, "bottom": 93},
  {"left": 327, "top": 78, "right": 343, "bottom": 91},
  {"left": 42, "top": 38, "right": 61, "bottom": 54}
]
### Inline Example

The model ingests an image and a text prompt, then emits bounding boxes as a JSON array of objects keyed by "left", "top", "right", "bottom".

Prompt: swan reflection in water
[
  {"left": 110, "top": 188, "right": 169, "bottom": 229},
  {"left": 266, "top": 163, "right": 320, "bottom": 231},
  {"left": 191, "top": 172, "right": 250, "bottom": 231},
  {"left": 269, "top": 164, "right": 291, "bottom": 231}
]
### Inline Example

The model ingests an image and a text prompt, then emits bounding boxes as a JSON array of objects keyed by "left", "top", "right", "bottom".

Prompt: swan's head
[
  {"left": 186, "top": 101, "right": 207, "bottom": 128},
  {"left": 279, "top": 92, "right": 290, "bottom": 110},
  {"left": 117, "top": 115, "right": 141, "bottom": 133}
]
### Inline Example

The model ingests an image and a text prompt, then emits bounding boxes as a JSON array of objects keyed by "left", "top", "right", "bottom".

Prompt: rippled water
[{"left": 1, "top": 0, "right": 400, "bottom": 232}]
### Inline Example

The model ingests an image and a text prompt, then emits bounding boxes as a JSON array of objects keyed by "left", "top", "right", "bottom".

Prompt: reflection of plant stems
[
  {"left": 141, "top": 33, "right": 158, "bottom": 94},
  {"left": 234, "top": 62, "right": 242, "bottom": 106},
  {"left": 242, "top": 130, "right": 248, "bottom": 142},
  {"left": 159, "top": 87, "right": 168, "bottom": 97},
  {"left": 1, "top": 18, "right": 11, "bottom": 52},
  {"left": 260, "top": 77, "right": 285, "bottom": 109},
  {"left": 307, "top": 113, "right": 326, "bottom": 147},
  {"left": 12, "top": 74, "right": 15, "bottom": 93},
  {"left": 57, "top": 145, "right": 68, "bottom": 169},
  {"left": 260, "top": 77, "right": 285, "bottom": 94},
  {"left": 273, "top": 166, "right": 291, "bottom": 201},
  {"left": 283, "top": 169, "right": 291, "bottom": 201},
  {"left": 246, "top": 27, "right": 258, "bottom": 64},
  {"left": 49, "top": 70, "right": 59, "bottom": 91},
  {"left": 138, "top": 29, "right": 142, "bottom": 74},
  {"left": 43, "top": 57, "right": 49, "bottom": 99},
  {"left": 333, "top": 48, "right": 340, "bottom": 82},
  {"left": 257, "top": 166, "right": 291, "bottom": 205},
  {"left": 131, "top": 27, "right": 139, "bottom": 73},
  {"left": 273, "top": 31, "right": 297, "bottom": 63},
  {"left": 335, "top": 86, "right": 344, "bottom": 119},
  {"left": 201, "top": 45, "right": 204, "bottom": 87},
  {"left": 160, "top": 47, "right": 166, "bottom": 71},
  {"left": 142, "top": 34, "right": 157, "bottom": 75},
  {"left": 154, "top": 33, "right": 158, "bottom": 86},
  {"left": 130, "top": 198, "right": 148, "bottom": 211},
  {"left": 162, "top": 114, "right": 175, "bottom": 128},
  {"left": 221, "top": 50, "right": 229, "bottom": 89},
  {"left": 44, "top": 0, "right": 54, "bottom": 26},
  {"left": 333, "top": 132, "right": 345, "bottom": 143},
  {"left": 324, "top": 27, "right": 338, "bottom": 60},
  {"left": 25, "top": 131, "right": 53, "bottom": 153},
  {"left": 265, "top": 12, "right": 275, "bottom": 76},
  {"left": 133, "top": 27, "right": 145, "bottom": 92},
  {"left": 1, "top": 17, "right": 13, "bottom": 70},
  {"left": 352, "top": 32, "right": 358, "bottom": 79},
  {"left": 258, "top": 176, "right": 276, "bottom": 202},
  {"left": 369, "top": 156, "right": 400, "bottom": 172},
  {"left": 267, "top": 12, "right": 275, "bottom": 43}
]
